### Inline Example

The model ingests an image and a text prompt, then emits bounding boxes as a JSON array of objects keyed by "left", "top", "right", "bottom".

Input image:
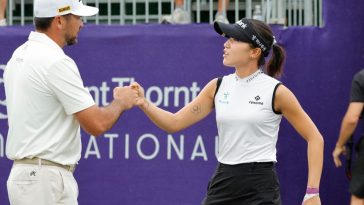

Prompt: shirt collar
[
  {"left": 235, "top": 69, "right": 264, "bottom": 84},
  {"left": 28, "top": 31, "right": 65, "bottom": 54}
]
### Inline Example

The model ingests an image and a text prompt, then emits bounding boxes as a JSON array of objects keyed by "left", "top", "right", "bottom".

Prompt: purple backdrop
[{"left": 1, "top": 0, "right": 364, "bottom": 204}]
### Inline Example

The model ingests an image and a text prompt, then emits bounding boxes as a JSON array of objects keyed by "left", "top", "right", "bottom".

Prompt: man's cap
[
  {"left": 34, "top": 0, "right": 99, "bottom": 18},
  {"left": 214, "top": 18, "right": 272, "bottom": 56}
]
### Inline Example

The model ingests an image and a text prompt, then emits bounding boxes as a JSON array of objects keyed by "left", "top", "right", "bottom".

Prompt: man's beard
[{"left": 66, "top": 35, "right": 78, "bottom": 46}]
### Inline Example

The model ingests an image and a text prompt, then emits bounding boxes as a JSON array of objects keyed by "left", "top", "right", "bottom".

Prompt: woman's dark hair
[
  {"left": 249, "top": 19, "right": 286, "bottom": 78},
  {"left": 34, "top": 17, "right": 55, "bottom": 31}
]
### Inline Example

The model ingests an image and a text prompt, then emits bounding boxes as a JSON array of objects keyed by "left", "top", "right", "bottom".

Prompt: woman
[{"left": 132, "top": 18, "right": 323, "bottom": 205}]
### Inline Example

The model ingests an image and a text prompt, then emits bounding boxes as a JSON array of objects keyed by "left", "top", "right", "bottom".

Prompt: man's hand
[
  {"left": 113, "top": 86, "right": 138, "bottom": 110},
  {"left": 333, "top": 145, "right": 346, "bottom": 167}
]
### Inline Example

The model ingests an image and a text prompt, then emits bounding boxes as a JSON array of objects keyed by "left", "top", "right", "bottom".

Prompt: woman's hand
[
  {"left": 131, "top": 82, "right": 148, "bottom": 109},
  {"left": 303, "top": 195, "right": 321, "bottom": 205}
]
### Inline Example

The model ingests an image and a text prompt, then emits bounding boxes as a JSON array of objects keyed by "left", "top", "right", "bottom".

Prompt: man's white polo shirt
[{"left": 4, "top": 31, "right": 95, "bottom": 165}]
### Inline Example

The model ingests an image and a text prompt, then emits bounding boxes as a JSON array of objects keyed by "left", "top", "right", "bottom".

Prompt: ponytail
[
  {"left": 266, "top": 44, "right": 285, "bottom": 78},
  {"left": 248, "top": 19, "right": 286, "bottom": 78}
]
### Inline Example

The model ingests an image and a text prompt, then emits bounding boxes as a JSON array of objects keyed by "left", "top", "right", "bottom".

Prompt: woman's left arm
[{"left": 275, "top": 84, "right": 324, "bottom": 204}]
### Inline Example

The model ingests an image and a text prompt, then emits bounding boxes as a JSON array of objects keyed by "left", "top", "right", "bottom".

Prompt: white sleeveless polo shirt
[{"left": 214, "top": 70, "right": 282, "bottom": 165}]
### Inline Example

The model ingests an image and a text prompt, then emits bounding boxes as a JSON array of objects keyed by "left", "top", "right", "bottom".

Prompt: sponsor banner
[{"left": 1, "top": 20, "right": 364, "bottom": 204}]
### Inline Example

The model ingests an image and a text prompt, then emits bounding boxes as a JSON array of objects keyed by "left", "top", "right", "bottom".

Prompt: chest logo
[
  {"left": 218, "top": 92, "right": 230, "bottom": 104},
  {"left": 249, "top": 95, "right": 263, "bottom": 105}
]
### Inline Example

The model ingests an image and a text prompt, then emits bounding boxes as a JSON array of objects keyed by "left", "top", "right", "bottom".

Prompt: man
[
  {"left": 333, "top": 69, "right": 364, "bottom": 205},
  {"left": 4, "top": 0, "right": 138, "bottom": 204}
]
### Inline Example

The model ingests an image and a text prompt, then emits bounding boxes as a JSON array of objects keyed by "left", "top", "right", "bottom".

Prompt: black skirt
[{"left": 201, "top": 162, "right": 281, "bottom": 205}]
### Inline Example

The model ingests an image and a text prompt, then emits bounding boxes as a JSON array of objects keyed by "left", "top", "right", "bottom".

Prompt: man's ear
[{"left": 54, "top": 16, "right": 64, "bottom": 30}]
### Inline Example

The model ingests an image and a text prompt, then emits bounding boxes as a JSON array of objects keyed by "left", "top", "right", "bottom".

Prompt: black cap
[{"left": 214, "top": 18, "right": 271, "bottom": 57}]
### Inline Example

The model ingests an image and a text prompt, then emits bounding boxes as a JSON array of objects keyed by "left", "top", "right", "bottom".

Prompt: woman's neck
[{"left": 234, "top": 63, "right": 260, "bottom": 78}]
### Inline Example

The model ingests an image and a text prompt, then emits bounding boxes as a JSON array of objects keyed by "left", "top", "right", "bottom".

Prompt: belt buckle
[{"left": 68, "top": 165, "right": 76, "bottom": 173}]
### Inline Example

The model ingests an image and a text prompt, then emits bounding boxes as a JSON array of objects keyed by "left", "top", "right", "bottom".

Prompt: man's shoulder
[
  {"left": 32, "top": 44, "right": 74, "bottom": 66},
  {"left": 14, "top": 39, "right": 70, "bottom": 60}
]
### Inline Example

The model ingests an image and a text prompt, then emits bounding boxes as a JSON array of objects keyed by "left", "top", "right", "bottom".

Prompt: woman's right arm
[{"left": 133, "top": 79, "right": 218, "bottom": 133}]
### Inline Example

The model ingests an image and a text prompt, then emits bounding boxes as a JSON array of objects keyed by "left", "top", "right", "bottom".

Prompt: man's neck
[{"left": 36, "top": 29, "right": 65, "bottom": 48}]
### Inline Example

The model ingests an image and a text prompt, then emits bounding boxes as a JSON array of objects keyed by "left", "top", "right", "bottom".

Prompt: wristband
[{"left": 306, "top": 187, "right": 319, "bottom": 194}]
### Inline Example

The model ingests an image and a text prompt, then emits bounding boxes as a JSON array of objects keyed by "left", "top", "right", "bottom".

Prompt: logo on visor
[
  {"left": 0, "top": 65, "right": 7, "bottom": 120},
  {"left": 252, "top": 35, "right": 267, "bottom": 52},
  {"left": 236, "top": 20, "right": 247, "bottom": 29}
]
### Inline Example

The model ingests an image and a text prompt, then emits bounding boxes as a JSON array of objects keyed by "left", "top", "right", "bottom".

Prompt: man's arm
[
  {"left": 75, "top": 86, "right": 137, "bottom": 137},
  {"left": 333, "top": 102, "right": 364, "bottom": 167}
]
